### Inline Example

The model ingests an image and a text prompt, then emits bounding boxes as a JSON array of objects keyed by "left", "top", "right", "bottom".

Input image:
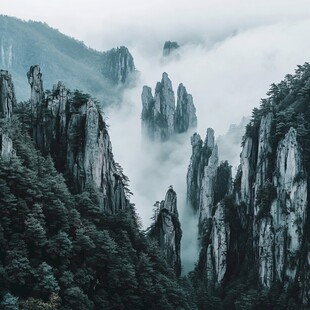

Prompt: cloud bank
[{"left": 3, "top": 0, "right": 310, "bottom": 272}]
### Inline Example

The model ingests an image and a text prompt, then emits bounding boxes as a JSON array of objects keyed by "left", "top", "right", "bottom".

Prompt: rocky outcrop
[
  {"left": 102, "top": 46, "right": 135, "bottom": 84},
  {"left": 27, "top": 65, "right": 44, "bottom": 117},
  {"left": 269, "top": 128, "right": 307, "bottom": 283},
  {"left": 175, "top": 84, "right": 197, "bottom": 133},
  {"left": 211, "top": 202, "right": 231, "bottom": 284},
  {"left": 252, "top": 127, "right": 307, "bottom": 288},
  {"left": 150, "top": 188, "right": 182, "bottom": 276},
  {"left": 141, "top": 73, "right": 197, "bottom": 142},
  {"left": 163, "top": 41, "right": 180, "bottom": 57},
  {"left": 27, "top": 66, "right": 130, "bottom": 213},
  {"left": 0, "top": 69, "right": 15, "bottom": 161},
  {"left": 0, "top": 69, "right": 16, "bottom": 118},
  {"left": 234, "top": 117, "right": 308, "bottom": 290},
  {"left": 187, "top": 128, "right": 232, "bottom": 286},
  {"left": 0, "top": 129, "right": 14, "bottom": 161},
  {"left": 187, "top": 128, "right": 218, "bottom": 217}
]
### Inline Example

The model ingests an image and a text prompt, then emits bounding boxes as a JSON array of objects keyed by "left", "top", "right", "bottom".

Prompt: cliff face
[
  {"left": 150, "top": 188, "right": 182, "bottom": 276},
  {"left": 175, "top": 84, "right": 197, "bottom": 133},
  {"left": 187, "top": 128, "right": 232, "bottom": 286},
  {"left": 27, "top": 65, "right": 130, "bottom": 213},
  {"left": 162, "top": 41, "right": 180, "bottom": 57},
  {"left": 263, "top": 127, "right": 307, "bottom": 286},
  {"left": 0, "top": 129, "right": 14, "bottom": 161},
  {"left": 102, "top": 46, "right": 136, "bottom": 84},
  {"left": 141, "top": 73, "right": 197, "bottom": 142},
  {"left": 0, "top": 16, "right": 137, "bottom": 102},
  {"left": 0, "top": 69, "right": 16, "bottom": 118},
  {"left": 236, "top": 118, "right": 308, "bottom": 289},
  {"left": 187, "top": 83, "right": 309, "bottom": 305},
  {"left": 0, "top": 70, "right": 15, "bottom": 161}
]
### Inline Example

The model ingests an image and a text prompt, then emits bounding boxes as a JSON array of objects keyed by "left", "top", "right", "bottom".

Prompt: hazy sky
[
  {"left": 3, "top": 0, "right": 310, "bottom": 51},
  {"left": 3, "top": 0, "right": 310, "bottom": 271}
]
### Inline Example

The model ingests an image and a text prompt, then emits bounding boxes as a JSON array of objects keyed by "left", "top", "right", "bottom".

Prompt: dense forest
[
  {"left": 1, "top": 44, "right": 310, "bottom": 309},
  {"left": 0, "top": 101, "right": 194, "bottom": 309}
]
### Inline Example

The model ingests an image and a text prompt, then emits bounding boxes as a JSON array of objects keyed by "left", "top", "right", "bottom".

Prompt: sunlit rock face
[
  {"left": 141, "top": 72, "right": 197, "bottom": 142},
  {"left": 102, "top": 46, "right": 135, "bottom": 84},
  {"left": 150, "top": 188, "right": 182, "bottom": 277},
  {"left": 27, "top": 65, "right": 130, "bottom": 213}
]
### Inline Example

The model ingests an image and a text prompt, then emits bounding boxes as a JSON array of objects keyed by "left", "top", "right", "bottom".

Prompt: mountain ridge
[{"left": 0, "top": 15, "right": 136, "bottom": 104}]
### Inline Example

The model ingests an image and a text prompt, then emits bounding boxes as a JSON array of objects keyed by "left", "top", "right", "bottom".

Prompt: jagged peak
[
  {"left": 205, "top": 128, "right": 215, "bottom": 149},
  {"left": 163, "top": 41, "right": 180, "bottom": 57},
  {"left": 191, "top": 132, "right": 202, "bottom": 146},
  {"left": 102, "top": 45, "right": 136, "bottom": 84},
  {"left": 142, "top": 73, "right": 197, "bottom": 141}
]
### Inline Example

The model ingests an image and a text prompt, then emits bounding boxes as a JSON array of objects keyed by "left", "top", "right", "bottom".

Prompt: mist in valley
[{"left": 3, "top": 0, "right": 310, "bottom": 273}]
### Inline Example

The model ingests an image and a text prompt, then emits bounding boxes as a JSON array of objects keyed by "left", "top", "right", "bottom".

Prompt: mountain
[
  {"left": 0, "top": 68, "right": 193, "bottom": 309},
  {"left": 148, "top": 187, "right": 182, "bottom": 277},
  {"left": 0, "top": 69, "right": 15, "bottom": 161},
  {"left": 141, "top": 72, "right": 197, "bottom": 142},
  {"left": 26, "top": 65, "right": 131, "bottom": 213},
  {"left": 163, "top": 41, "right": 180, "bottom": 57},
  {"left": 2, "top": 17, "right": 310, "bottom": 307},
  {"left": 0, "top": 15, "right": 136, "bottom": 103},
  {"left": 188, "top": 63, "right": 310, "bottom": 308}
]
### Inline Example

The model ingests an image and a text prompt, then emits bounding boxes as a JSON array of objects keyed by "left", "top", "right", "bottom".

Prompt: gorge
[{"left": 0, "top": 12, "right": 310, "bottom": 309}]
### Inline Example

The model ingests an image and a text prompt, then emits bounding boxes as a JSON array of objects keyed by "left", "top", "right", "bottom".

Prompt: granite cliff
[
  {"left": 188, "top": 64, "right": 310, "bottom": 307},
  {"left": 102, "top": 46, "right": 135, "bottom": 84},
  {"left": 187, "top": 128, "right": 232, "bottom": 286},
  {"left": 0, "top": 69, "right": 15, "bottom": 161},
  {"left": 27, "top": 65, "right": 130, "bottom": 213},
  {"left": 149, "top": 187, "right": 182, "bottom": 277},
  {"left": 141, "top": 72, "right": 197, "bottom": 142}
]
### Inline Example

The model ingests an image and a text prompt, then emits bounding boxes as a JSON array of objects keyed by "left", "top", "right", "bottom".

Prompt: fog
[
  {"left": 105, "top": 17, "right": 310, "bottom": 272},
  {"left": 3, "top": 0, "right": 310, "bottom": 272}
]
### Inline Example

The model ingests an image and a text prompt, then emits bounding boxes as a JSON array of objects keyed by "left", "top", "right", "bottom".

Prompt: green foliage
[
  {"left": 0, "top": 15, "right": 132, "bottom": 103},
  {"left": 255, "top": 180, "right": 277, "bottom": 219},
  {"left": 191, "top": 62, "right": 310, "bottom": 309},
  {"left": 1, "top": 293, "right": 19, "bottom": 310},
  {"left": 0, "top": 117, "right": 190, "bottom": 309},
  {"left": 70, "top": 90, "right": 91, "bottom": 110},
  {"left": 214, "top": 161, "right": 231, "bottom": 206}
]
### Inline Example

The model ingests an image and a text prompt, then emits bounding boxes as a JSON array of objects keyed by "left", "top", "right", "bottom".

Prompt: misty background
[{"left": 3, "top": 0, "right": 310, "bottom": 272}]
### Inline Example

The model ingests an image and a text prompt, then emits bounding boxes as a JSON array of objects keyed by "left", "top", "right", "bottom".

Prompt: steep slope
[
  {"left": 0, "top": 69, "right": 15, "bottom": 160},
  {"left": 0, "top": 68, "right": 192, "bottom": 309},
  {"left": 27, "top": 65, "right": 130, "bottom": 213},
  {"left": 0, "top": 15, "right": 136, "bottom": 103},
  {"left": 141, "top": 72, "right": 197, "bottom": 142},
  {"left": 187, "top": 129, "right": 232, "bottom": 287},
  {"left": 163, "top": 41, "right": 180, "bottom": 57},
  {"left": 149, "top": 187, "right": 182, "bottom": 277},
  {"left": 189, "top": 63, "right": 310, "bottom": 309}
]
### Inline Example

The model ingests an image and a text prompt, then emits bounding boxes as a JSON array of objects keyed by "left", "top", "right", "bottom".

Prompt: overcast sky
[
  {"left": 3, "top": 0, "right": 310, "bottom": 51},
  {"left": 3, "top": 1, "right": 310, "bottom": 271}
]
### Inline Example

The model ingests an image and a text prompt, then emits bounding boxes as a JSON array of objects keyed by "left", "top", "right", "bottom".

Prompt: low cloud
[
  {"left": 4, "top": 0, "right": 310, "bottom": 272},
  {"left": 106, "top": 16, "right": 310, "bottom": 271}
]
